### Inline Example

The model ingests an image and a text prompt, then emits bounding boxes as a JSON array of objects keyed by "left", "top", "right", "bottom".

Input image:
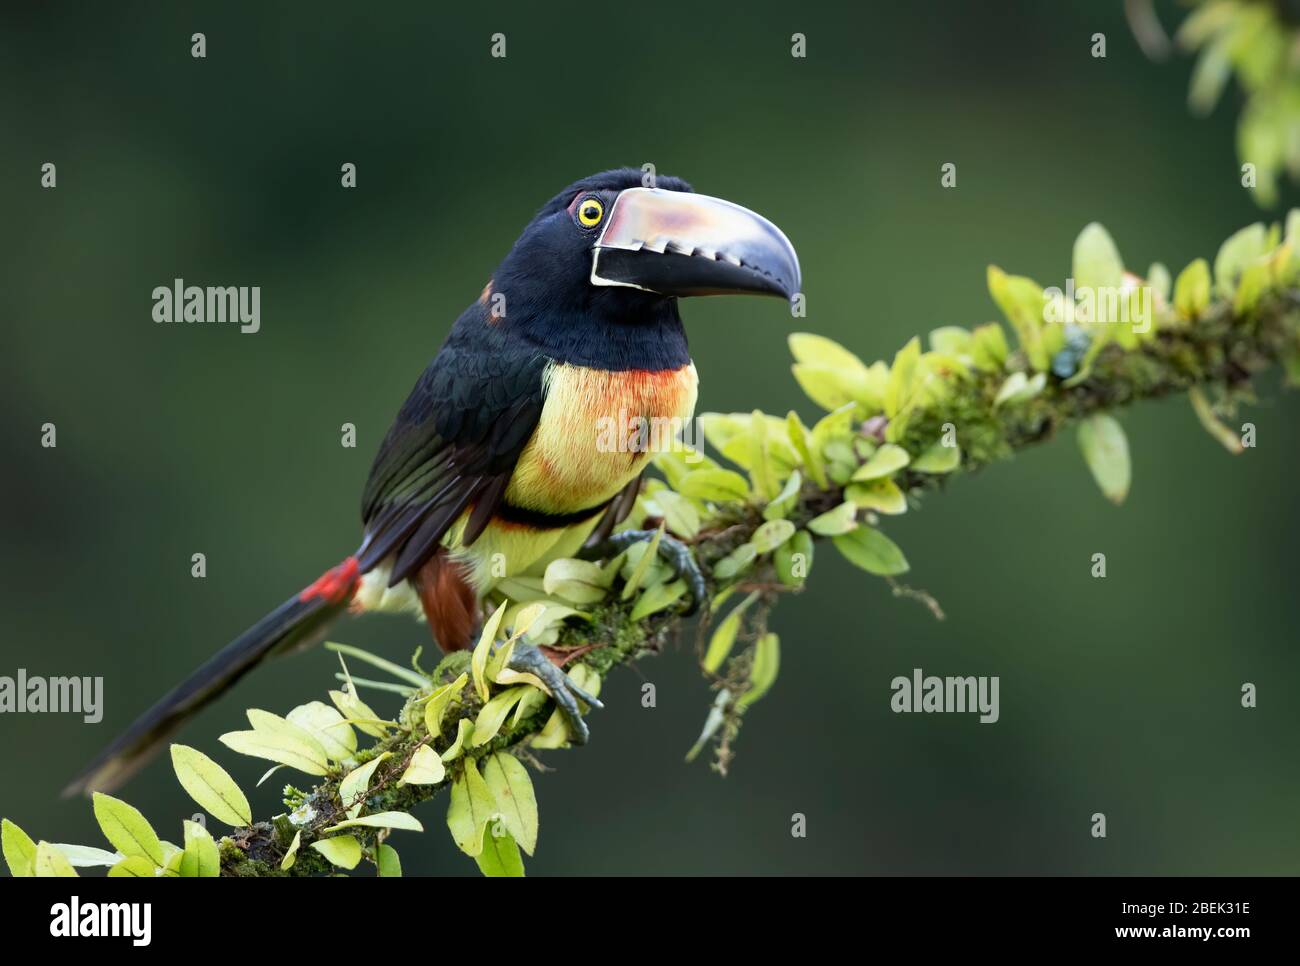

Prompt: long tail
[{"left": 63, "top": 557, "right": 362, "bottom": 797}]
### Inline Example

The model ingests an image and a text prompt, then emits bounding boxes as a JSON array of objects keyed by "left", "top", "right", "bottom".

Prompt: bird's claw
[
  {"left": 581, "top": 528, "right": 707, "bottom": 616},
  {"left": 506, "top": 642, "right": 603, "bottom": 745}
]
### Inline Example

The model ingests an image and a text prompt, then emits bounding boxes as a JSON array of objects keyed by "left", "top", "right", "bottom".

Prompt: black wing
[{"left": 358, "top": 307, "right": 550, "bottom": 585}]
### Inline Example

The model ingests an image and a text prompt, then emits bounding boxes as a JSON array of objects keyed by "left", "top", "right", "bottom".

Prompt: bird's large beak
[{"left": 591, "top": 187, "right": 801, "bottom": 301}]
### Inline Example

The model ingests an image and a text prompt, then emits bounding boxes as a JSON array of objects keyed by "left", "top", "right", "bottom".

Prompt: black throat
[{"left": 507, "top": 296, "right": 692, "bottom": 372}]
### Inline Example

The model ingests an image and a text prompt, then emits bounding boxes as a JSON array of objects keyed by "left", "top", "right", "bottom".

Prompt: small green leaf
[
  {"left": 621, "top": 523, "right": 665, "bottom": 600},
  {"left": 747, "top": 407, "right": 776, "bottom": 499},
  {"left": 480, "top": 754, "right": 535, "bottom": 858},
  {"left": 807, "top": 500, "right": 858, "bottom": 536},
  {"left": 788, "top": 332, "right": 869, "bottom": 369},
  {"left": 787, "top": 412, "right": 827, "bottom": 488},
  {"left": 697, "top": 412, "right": 750, "bottom": 454},
  {"left": 447, "top": 758, "right": 497, "bottom": 856},
  {"left": 774, "top": 530, "right": 814, "bottom": 587},
  {"left": 34, "top": 842, "right": 78, "bottom": 877},
  {"left": 311, "top": 835, "right": 362, "bottom": 869},
  {"left": 809, "top": 403, "right": 857, "bottom": 465},
  {"left": 911, "top": 439, "right": 961, "bottom": 473},
  {"left": 493, "top": 575, "right": 549, "bottom": 602},
  {"left": 654, "top": 490, "right": 701, "bottom": 539},
  {"left": 678, "top": 467, "right": 751, "bottom": 502},
  {"left": 1077, "top": 413, "right": 1131, "bottom": 504},
  {"left": 2, "top": 818, "right": 37, "bottom": 877},
  {"left": 286, "top": 701, "right": 358, "bottom": 763},
  {"left": 751, "top": 519, "right": 796, "bottom": 554},
  {"left": 1187, "top": 36, "right": 1232, "bottom": 115},
  {"left": 156, "top": 847, "right": 181, "bottom": 878},
  {"left": 501, "top": 601, "right": 584, "bottom": 649},
  {"left": 993, "top": 371, "right": 1046, "bottom": 407},
  {"left": 399, "top": 745, "right": 447, "bottom": 786},
  {"left": 246, "top": 707, "right": 325, "bottom": 747},
  {"left": 713, "top": 542, "right": 757, "bottom": 580},
  {"left": 218, "top": 729, "right": 330, "bottom": 776},
  {"left": 423, "top": 672, "right": 468, "bottom": 737},
  {"left": 482, "top": 752, "right": 538, "bottom": 856},
  {"left": 542, "top": 559, "right": 609, "bottom": 605},
  {"left": 703, "top": 613, "right": 740, "bottom": 674},
  {"left": 339, "top": 752, "right": 392, "bottom": 819},
  {"left": 833, "top": 527, "right": 910, "bottom": 576},
  {"left": 738, "top": 633, "right": 780, "bottom": 710},
  {"left": 475, "top": 823, "right": 526, "bottom": 877},
  {"left": 1233, "top": 260, "right": 1270, "bottom": 314},
  {"left": 324, "top": 811, "right": 424, "bottom": 834},
  {"left": 329, "top": 664, "right": 392, "bottom": 738},
  {"left": 472, "top": 601, "right": 508, "bottom": 702},
  {"left": 1188, "top": 387, "right": 1245, "bottom": 454},
  {"left": 846, "top": 478, "right": 907, "bottom": 515},
  {"left": 170, "top": 744, "right": 252, "bottom": 827},
  {"left": 1073, "top": 223, "right": 1124, "bottom": 291},
  {"left": 376, "top": 843, "right": 402, "bottom": 877},
  {"left": 884, "top": 337, "right": 922, "bottom": 417},
  {"left": 929, "top": 326, "right": 972, "bottom": 356},
  {"left": 1214, "top": 223, "right": 1267, "bottom": 297},
  {"left": 441, "top": 718, "right": 475, "bottom": 762},
  {"left": 486, "top": 637, "right": 519, "bottom": 684},
  {"left": 630, "top": 578, "right": 687, "bottom": 621},
  {"left": 703, "top": 592, "right": 758, "bottom": 673},
  {"left": 257, "top": 764, "right": 286, "bottom": 788},
  {"left": 472, "top": 686, "right": 528, "bottom": 746},
  {"left": 969, "top": 323, "right": 1009, "bottom": 371},
  {"left": 792, "top": 363, "right": 871, "bottom": 412},
  {"left": 851, "top": 443, "right": 911, "bottom": 481},
  {"left": 511, "top": 686, "right": 549, "bottom": 728},
  {"left": 47, "top": 844, "right": 119, "bottom": 868},
  {"left": 1173, "top": 258, "right": 1211, "bottom": 319},
  {"left": 280, "top": 830, "right": 302, "bottom": 871},
  {"left": 92, "top": 793, "right": 165, "bottom": 866},
  {"left": 762, "top": 469, "right": 802, "bottom": 520},
  {"left": 988, "top": 266, "right": 1049, "bottom": 371},
  {"left": 178, "top": 820, "right": 219, "bottom": 877},
  {"left": 107, "top": 856, "right": 157, "bottom": 877}
]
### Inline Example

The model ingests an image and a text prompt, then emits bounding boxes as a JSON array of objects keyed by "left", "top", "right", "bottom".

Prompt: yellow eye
[{"left": 577, "top": 198, "right": 604, "bottom": 227}]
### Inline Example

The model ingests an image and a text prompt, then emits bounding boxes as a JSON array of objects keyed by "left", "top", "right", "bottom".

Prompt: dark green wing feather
[{"left": 359, "top": 309, "right": 550, "bottom": 585}]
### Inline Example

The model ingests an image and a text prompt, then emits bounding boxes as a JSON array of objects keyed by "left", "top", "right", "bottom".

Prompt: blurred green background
[{"left": 3, "top": 0, "right": 1297, "bottom": 875}]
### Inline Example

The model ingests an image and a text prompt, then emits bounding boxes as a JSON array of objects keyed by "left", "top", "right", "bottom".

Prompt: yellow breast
[{"left": 505, "top": 361, "right": 698, "bottom": 515}]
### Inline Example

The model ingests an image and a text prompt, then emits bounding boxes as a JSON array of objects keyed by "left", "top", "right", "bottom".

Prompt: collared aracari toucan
[{"left": 67, "top": 168, "right": 800, "bottom": 795}]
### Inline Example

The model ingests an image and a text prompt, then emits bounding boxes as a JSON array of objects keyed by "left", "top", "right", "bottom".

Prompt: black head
[{"left": 486, "top": 168, "right": 800, "bottom": 368}]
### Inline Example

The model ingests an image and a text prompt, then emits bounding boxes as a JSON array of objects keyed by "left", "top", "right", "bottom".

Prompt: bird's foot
[
  {"left": 506, "top": 642, "right": 604, "bottom": 745},
  {"left": 581, "top": 529, "right": 706, "bottom": 616}
]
